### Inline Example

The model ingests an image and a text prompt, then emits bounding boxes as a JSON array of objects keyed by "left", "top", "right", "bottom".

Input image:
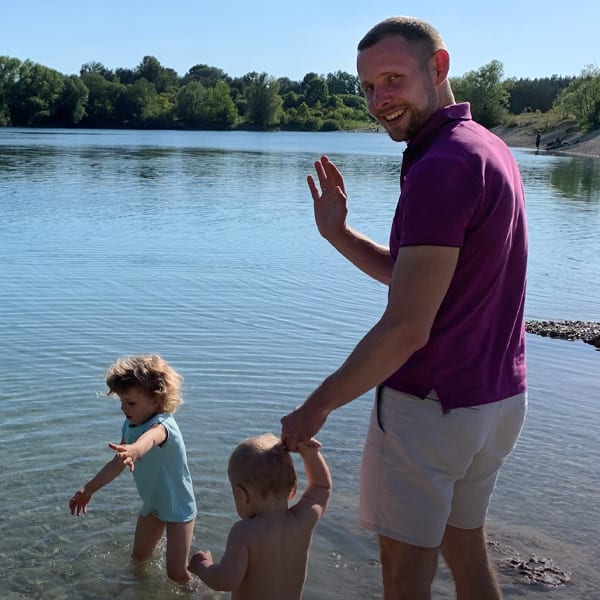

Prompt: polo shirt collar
[{"left": 405, "top": 102, "right": 472, "bottom": 155}]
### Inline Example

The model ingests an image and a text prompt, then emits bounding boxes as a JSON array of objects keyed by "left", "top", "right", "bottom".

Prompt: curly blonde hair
[
  {"left": 228, "top": 433, "right": 297, "bottom": 499},
  {"left": 105, "top": 355, "right": 183, "bottom": 413}
]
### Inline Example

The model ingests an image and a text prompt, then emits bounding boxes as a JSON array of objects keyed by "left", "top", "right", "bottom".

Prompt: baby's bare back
[{"left": 233, "top": 511, "right": 315, "bottom": 600}]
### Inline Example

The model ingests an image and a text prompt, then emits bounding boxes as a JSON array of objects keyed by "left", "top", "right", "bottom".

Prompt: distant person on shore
[
  {"left": 536, "top": 131, "right": 541, "bottom": 152},
  {"left": 189, "top": 433, "right": 331, "bottom": 599},
  {"left": 281, "top": 15, "right": 527, "bottom": 600},
  {"left": 69, "top": 355, "right": 197, "bottom": 583}
]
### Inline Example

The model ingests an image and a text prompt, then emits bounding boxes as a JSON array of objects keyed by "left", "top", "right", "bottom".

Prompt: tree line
[{"left": 0, "top": 54, "right": 598, "bottom": 131}]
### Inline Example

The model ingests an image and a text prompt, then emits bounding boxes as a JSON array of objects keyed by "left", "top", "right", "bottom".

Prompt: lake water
[{"left": 1, "top": 128, "right": 598, "bottom": 599}]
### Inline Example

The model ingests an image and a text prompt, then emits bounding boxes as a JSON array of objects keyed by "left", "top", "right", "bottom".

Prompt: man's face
[{"left": 357, "top": 35, "right": 441, "bottom": 142}]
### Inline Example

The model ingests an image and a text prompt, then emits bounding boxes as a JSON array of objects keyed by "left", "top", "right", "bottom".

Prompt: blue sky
[{"left": 2, "top": 1, "right": 597, "bottom": 81}]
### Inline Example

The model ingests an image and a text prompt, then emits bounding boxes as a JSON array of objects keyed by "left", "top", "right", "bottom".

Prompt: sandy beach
[{"left": 493, "top": 122, "right": 600, "bottom": 158}]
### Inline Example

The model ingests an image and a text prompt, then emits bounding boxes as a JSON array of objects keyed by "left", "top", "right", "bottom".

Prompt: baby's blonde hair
[
  {"left": 228, "top": 433, "right": 297, "bottom": 499},
  {"left": 105, "top": 355, "right": 183, "bottom": 413}
]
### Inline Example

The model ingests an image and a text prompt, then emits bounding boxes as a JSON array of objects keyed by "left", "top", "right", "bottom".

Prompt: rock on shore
[{"left": 525, "top": 320, "right": 600, "bottom": 349}]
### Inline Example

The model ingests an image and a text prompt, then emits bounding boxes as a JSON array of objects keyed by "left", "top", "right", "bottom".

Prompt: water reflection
[{"left": 549, "top": 157, "right": 600, "bottom": 201}]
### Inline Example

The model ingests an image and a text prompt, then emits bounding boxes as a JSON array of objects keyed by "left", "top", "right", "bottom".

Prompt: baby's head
[
  {"left": 228, "top": 433, "right": 297, "bottom": 504},
  {"left": 105, "top": 355, "right": 183, "bottom": 413}
]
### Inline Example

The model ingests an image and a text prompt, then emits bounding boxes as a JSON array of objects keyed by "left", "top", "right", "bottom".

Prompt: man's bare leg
[
  {"left": 379, "top": 534, "right": 439, "bottom": 600},
  {"left": 440, "top": 525, "right": 502, "bottom": 600}
]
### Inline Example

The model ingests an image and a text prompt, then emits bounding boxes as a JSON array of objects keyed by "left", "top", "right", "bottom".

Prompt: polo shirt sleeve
[{"left": 397, "top": 154, "right": 482, "bottom": 248}]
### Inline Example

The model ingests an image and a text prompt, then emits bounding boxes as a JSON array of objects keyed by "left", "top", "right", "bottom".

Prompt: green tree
[
  {"left": 245, "top": 72, "right": 282, "bottom": 129},
  {"left": 507, "top": 75, "right": 573, "bottom": 114},
  {"left": 282, "top": 90, "right": 301, "bottom": 110},
  {"left": 10, "top": 61, "right": 66, "bottom": 126},
  {"left": 554, "top": 65, "right": 600, "bottom": 129},
  {"left": 136, "top": 56, "right": 162, "bottom": 84},
  {"left": 55, "top": 75, "right": 89, "bottom": 125},
  {"left": 80, "top": 61, "right": 113, "bottom": 80},
  {"left": 80, "top": 71, "right": 125, "bottom": 127},
  {"left": 115, "top": 67, "right": 136, "bottom": 85},
  {"left": 177, "top": 80, "right": 237, "bottom": 129},
  {"left": 118, "top": 78, "right": 163, "bottom": 127},
  {"left": 0, "top": 56, "right": 21, "bottom": 125},
  {"left": 304, "top": 75, "right": 329, "bottom": 107},
  {"left": 326, "top": 70, "right": 359, "bottom": 95},
  {"left": 136, "top": 56, "right": 179, "bottom": 93},
  {"left": 177, "top": 80, "right": 206, "bottom": 126},
  {"left": 202, "top": 81, "right": 238, "bottom": 128},
  {"left": 277, "top": 77, "right": 302, "bottom": 95},
  {"left": 451, "top": 60, "right": 509, "bottom": 128},
  {"left": 183, "top": 64, "right": 230, "bottom": 88}
]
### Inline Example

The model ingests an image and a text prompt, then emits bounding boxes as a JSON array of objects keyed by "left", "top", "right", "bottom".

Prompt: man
[{"left": 281, "top": 16, "right": 528, "bottom": 600}]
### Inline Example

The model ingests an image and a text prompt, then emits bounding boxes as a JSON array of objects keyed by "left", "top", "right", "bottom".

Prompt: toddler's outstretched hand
[
  {"left": 69, "top": 489, "right": 92, "bottom": 516},
  {"left": 108, "top": 442, "right": 139, "bottom": 472}
]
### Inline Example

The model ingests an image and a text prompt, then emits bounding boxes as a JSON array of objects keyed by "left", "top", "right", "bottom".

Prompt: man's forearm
[
  {"left": 328, "top": 226, "right": 393, "bottom": 285},
  {"left": 306, "top": 314, "right": 426, "bottom": 415}
]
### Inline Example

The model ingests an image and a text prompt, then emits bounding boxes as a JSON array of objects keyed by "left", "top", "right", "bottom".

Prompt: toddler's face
[{"left": 118, "top": 386, "right": 158, "bottom": 425}]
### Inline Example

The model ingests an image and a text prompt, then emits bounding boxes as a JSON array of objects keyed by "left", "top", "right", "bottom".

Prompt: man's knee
[
  {"left": 441, "top": 525, "right": 497, "bottom": 580},
  {"left": 441, "top": 526, "right": 502, "bottom": 599}
]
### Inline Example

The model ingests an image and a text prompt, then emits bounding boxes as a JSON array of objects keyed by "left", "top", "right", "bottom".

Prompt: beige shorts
[{"left": 359, "top": 386, "right": 527, "bottom": 548}]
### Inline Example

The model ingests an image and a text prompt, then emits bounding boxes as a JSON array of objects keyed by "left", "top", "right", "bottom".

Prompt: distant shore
[{"left": 492, "top": 123, "right": 600, "bottom": 158}]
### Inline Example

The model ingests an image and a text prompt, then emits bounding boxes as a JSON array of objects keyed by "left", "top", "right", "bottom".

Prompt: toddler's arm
[
  {"left": 292, "top": 441, "right": 332, "bottom": 521},
  {"left": 69, "top": 448, "right": 126, "bottom": 515},
  {"left": 108, "top": 423, "right": 167, "bottom": 472},
  {"left": 188, "top": 522, "right": 248, "bottom": 592}
]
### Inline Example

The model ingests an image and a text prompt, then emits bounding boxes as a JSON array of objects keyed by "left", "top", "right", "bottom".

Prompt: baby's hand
[
  {"left": 189, "top": 550, "right": 213, "bottom": 575},
  {"left": 293, "top": 438, "right": 322, "bottom": 453}
]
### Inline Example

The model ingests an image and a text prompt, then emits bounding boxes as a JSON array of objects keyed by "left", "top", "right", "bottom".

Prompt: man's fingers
[{"left": 307, "top": 175, "right": 320, "bottom": 200}]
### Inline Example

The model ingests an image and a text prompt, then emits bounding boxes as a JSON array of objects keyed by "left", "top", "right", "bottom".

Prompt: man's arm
[
  {"left": 281, "top": 244, "right": 460, "bottom": 446},
  {"left": 308, "top": 156, "right": 394, "bottom": 285},
  {"left": 109, "top": 424, "right": 167, "bottom": 472}
]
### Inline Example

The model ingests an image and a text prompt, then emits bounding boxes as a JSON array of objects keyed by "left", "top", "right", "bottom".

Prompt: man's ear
[{"left": 431, "top": 49, "right": 450, "bottom": 85}]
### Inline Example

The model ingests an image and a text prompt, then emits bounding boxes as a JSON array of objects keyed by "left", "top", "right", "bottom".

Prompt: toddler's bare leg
[
  {"left": 132, "top": 513, "right": 165, "bottom": 562},
  {"left": 165, "top": 519, "right": 195, "bottom": 583}
]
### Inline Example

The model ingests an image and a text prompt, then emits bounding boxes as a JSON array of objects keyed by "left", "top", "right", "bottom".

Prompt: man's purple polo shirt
[{"left": 383, "top": 103, "right": 527, "bottom": 410}]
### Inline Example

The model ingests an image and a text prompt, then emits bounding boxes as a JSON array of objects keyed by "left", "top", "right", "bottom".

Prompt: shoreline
[{"left": 492, "top": 123, "right": 600, "bottom": 158}]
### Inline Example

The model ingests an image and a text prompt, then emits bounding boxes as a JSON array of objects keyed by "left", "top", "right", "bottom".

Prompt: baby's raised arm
[{"left": 292, "top": 441, "right": 332, "bottom": 521}]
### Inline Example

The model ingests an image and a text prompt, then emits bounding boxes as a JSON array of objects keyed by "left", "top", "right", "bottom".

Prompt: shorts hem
[{"left": 358, "top": 519, "right": 441, "bottom": 548}]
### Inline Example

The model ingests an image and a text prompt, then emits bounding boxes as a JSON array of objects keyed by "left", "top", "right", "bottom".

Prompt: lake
[{"left": 1, "top": 128, "right": 598, "bottom": 599}]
